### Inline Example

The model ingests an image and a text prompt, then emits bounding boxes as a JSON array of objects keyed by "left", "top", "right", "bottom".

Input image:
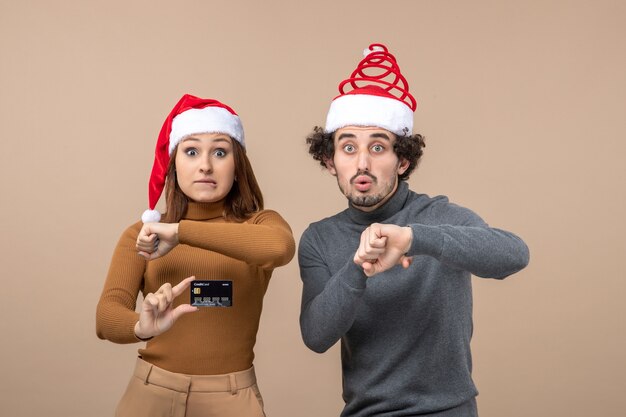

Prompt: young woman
[{"left": 96, "top": 94, "right": 295, "bottom": 417}]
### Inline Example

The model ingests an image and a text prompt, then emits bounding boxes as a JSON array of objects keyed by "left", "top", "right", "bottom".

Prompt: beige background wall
[{"left": 1, "top": 1, "right": 624, "bottom": 416}]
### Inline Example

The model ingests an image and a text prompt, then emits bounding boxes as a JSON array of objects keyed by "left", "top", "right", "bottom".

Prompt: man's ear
[
  {"left": 397, "top": 158, "right": 410, "bottom": 176},
  {"left": 324, "top": 157, "right": 337, "bottom": 176}
]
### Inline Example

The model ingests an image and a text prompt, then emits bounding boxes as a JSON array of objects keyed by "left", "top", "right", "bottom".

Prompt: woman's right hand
[{"left": 134, "top": 276, "right": 198, "bottom": 340}]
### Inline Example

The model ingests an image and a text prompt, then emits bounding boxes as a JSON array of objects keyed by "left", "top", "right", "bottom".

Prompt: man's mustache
[{"left": 350, "top": 170, "right": 378, "bottom": 184}]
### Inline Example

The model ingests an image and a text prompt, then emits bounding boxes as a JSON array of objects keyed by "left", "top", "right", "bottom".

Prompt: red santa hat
[
  {"left": 141, "top": 94, "right": 244, "bottom": 223},
  {"left": 325, "top": 43, "right": 417, "bottom": 136}
]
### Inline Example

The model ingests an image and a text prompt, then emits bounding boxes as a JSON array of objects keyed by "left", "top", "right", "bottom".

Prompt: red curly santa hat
[
  {"left": 325, "top": 43, "right": 417, "bottom": 136},
  {"left": 141, "top": 94, "right": 244, "bottom": 223}
]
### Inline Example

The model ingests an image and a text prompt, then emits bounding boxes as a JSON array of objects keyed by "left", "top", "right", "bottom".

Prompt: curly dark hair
[{"left": 305, "top": 126, "right": 426, "bottom": 181}]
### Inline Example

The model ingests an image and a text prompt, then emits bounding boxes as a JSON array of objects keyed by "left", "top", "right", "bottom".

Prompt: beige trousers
[{"left": 115, "top": 358, "right": 266, "bottom": 417}]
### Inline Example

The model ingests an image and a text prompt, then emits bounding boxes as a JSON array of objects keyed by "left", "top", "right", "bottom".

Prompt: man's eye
[
  {"left": 344, "top": 145, "right": 355, "bottom": 153},
  {"left": 372, "top": 145, "right": 384, "bottom": 152}
]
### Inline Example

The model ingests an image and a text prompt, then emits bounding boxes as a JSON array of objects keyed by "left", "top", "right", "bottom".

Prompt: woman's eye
[
  {"left": 214, "top": 149, "right": 227, "bottom": 157},
  {"left": 372, "top": 144, "right": 384, "bottom": 153},
  {"left": 185, "top": 148, "right": 198, "bottom": 156}
]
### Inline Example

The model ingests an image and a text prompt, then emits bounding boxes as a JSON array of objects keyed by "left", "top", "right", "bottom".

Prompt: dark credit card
[{"left": 190, "top": 280, "right": 233, "bottom": 307}]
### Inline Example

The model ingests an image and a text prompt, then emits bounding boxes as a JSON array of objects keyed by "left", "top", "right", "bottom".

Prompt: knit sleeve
[
  {"left": 177, "top": 210, "right": 295, "bottom": 270},
  {"left": 407, "top": 200, "right": 530, "bottom": 279},
  {"left": 298, "top": 225, "right": 367, "bottom": 353},
  {"left": 95, "top": 222, "right": 145, "bottom": 344}
]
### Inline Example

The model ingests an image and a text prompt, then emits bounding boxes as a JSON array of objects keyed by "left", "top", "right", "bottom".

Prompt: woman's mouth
[{"left": 195, "top": 179, "right": 217, "bottom": 186}]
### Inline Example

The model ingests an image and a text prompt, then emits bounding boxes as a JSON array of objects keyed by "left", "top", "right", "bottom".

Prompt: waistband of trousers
[{"left": 133, "top": 357, "right": 256, "bottom": 394}]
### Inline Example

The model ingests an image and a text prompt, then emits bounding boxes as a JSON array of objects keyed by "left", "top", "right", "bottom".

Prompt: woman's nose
[{"left": 199, "top": 157, "right": 212, "bottom": 173}]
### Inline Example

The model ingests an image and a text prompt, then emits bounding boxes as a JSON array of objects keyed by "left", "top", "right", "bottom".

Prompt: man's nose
[{"left": 356, "top": 150, "right": 370, "bottom": 171}]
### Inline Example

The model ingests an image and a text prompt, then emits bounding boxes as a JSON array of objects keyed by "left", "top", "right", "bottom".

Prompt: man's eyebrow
[
  {"left": 370, "top": 132, "right": 391, "bottom": 141},
  {"left": 336, "top": 133, "right": 357, "bottom": 141}
]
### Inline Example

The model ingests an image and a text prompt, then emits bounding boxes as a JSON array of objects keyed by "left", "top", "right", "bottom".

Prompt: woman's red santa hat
[
  {"left": 141, "top": 94, "right": 244, "bottom": 223},
  {"left": 325, "top": 43, "right": 417, "bottom": 136}
]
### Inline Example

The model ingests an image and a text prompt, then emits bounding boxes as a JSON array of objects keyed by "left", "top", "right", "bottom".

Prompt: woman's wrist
[{"left": 134, "top": 321, "right": 153, "bottom": 341}]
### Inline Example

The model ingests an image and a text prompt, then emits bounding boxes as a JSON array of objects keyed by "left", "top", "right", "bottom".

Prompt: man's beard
[
  {"left": 338, "top": 170, "right": 396, "bottom": 208},
  {"left": 348, "top": 193, "right": 385, "bottom": 207}
]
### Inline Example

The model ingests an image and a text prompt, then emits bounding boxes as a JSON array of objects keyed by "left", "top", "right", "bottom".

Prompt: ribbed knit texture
[{"left": 96, "top": 200, "right": 295, "bottom": 375}]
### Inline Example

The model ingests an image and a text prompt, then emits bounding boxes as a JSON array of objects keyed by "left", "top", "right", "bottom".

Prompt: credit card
[{"left": 190, "top": 280, "right": 233, "bottom": 307}]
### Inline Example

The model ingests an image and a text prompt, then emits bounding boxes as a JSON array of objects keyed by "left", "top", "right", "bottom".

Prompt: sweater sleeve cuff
[
  {"left": 111, "top": 311, "right": 144, "bottom": 344},
  {"left": 407, "top": 224, "right": 444, "bottom": 258},
  {"left": 178, "top": 220, "right": 191, "bottom": 244},
  {"left": 343, "top": 261, "right": 368, "bottom": 289}
]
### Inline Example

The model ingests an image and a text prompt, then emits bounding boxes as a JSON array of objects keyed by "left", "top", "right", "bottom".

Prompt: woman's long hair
[{"left": 161, "top": 139, "right": 264, "bottom": 223}]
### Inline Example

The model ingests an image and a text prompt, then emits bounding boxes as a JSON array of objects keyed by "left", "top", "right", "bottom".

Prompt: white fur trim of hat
[
  {"left": 325, "top": 93, "right": 414, "bottom": 136},
  {"left": 169, "top": 106, "right": 245, "bottom": 154}
]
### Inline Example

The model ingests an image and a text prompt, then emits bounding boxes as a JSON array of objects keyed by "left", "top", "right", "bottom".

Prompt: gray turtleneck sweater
[{"left": 298, "top": 181, "right": 529, "bottom": 417}]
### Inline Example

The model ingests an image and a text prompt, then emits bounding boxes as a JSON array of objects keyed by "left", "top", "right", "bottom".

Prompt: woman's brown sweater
[{"left": 96, "top": 201, "right": 295, "bottom": 375}]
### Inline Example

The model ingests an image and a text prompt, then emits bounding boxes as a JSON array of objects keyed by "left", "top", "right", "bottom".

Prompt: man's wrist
[{"left": 403, "top": 226, "right": 413, "bottom": 254}]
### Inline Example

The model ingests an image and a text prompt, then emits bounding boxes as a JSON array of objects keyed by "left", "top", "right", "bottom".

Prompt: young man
[{"left": 299, "top": 44, "right": 529, "bottom": 417}]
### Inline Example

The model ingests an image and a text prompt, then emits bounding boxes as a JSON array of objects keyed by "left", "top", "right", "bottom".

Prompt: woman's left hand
[{"left": 136, "top": 222, "right": 179, "bottom": 260}]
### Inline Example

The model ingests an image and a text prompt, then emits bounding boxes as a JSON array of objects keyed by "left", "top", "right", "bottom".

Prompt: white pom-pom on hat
[
  {"left": 141, "top": 209, "right": 162, "bottom": 223},
  {"left": 363, "top": 45, "right": 385, "bottom": 57}
]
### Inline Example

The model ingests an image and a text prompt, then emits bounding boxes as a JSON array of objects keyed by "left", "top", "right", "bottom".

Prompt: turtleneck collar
[
  {"left": 183, "top": 200, "right": 226, "bottom": 220},
  {"left": 345, "top": 180, "right": 410, "bottom": 225}
]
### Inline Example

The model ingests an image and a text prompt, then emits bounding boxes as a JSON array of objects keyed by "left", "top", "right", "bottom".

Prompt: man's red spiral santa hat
[
  {"left": 141, "top": 94, "right": 244, "bottom": 223},
  {"left": 325, "top": 43, "right": 417, "bottom": 136}
]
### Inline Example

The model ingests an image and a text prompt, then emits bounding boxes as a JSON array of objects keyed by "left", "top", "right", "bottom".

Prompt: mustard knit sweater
[{"left": 96, "top": 201, "right": 295, "bottom": 375}]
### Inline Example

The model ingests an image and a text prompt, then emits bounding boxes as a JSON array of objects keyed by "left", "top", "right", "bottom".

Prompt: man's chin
[
  {"left": 339, "top": 184, "right": 385, "bottom": 209},
  {"left": 348, "top": 195, "right": 383, "bottom": 208}
]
